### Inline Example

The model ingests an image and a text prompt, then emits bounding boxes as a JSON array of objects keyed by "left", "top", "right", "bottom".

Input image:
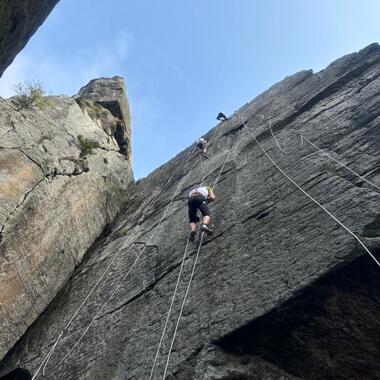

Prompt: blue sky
[{"left": 1, "top": 0, "right": 379, "bottom": 178}]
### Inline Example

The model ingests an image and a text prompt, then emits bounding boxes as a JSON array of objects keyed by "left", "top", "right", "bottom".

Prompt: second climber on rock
[
  {"left": 188, "top": 186, "right": 216, "bottom": 242},
  {"left": 196, "top": 137, "right": 208, "bottom": 158}
]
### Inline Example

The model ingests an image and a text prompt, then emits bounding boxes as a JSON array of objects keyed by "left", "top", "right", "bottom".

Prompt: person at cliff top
[
  {"left": 196, "top": 137, "right": 208, "bottom": 158},
  {"left": 216, "top": 112, "right": 228, "bottom": 121},
  {"left": 188, "top": 186, "right": 216, "bottom": 242}
]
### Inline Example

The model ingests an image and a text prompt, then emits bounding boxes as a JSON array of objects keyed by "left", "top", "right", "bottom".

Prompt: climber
[
  {"left": 216, "top": 112, "right": 228, "bottom": 122},
  {"left": 0, "top": 367, "right": 32, "bottom": 380},
  {"left": 188, "top": 186, "right": 216, "bottom": 241},
  {"left": 196, "top": 137, "right": 208, "bottom": 158}
]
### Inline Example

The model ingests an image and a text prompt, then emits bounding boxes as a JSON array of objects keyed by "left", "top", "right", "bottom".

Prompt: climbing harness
[
  {"left": 32, "top": 145, "right": 197, "bottom": 379},
  {"left": 241, "top": 116, "right": 380, "bottom": 269}
]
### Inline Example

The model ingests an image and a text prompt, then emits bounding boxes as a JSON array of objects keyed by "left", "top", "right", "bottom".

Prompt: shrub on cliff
[
  {"left": 77, "top": 135, "right": 100, "bottom": 156},
  {"left": 13, "top": 81, "right": 49, "bottom": 109}
]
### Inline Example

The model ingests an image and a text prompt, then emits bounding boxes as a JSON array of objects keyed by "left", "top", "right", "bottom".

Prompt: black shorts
[
  {"left": 188, "top": 195, "right": 210, "bottom": 223},
  {"left": 197, "top": 142, "right": 206, "bottom": 150}
]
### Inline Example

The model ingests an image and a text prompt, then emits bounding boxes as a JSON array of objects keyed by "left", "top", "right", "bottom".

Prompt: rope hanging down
[
  {"left": 150, "top": 142, "right": 235, "bottom": 379},
  {"left": 148, "top": 238, "right": 191, "bottom": 380},
  {"left": 266, "top": 116, "right": 380, "bottom": 192},
  {"left": 49, "top": 150, "right": 196, "bottom": 376},
  {"left": 241, "top": 116, "right": 380, "bottom": 269},
  {"left": 199, "top": 155, "right": 206, "bottom": 187},
  {"left": 32, "top": 145, "right": 197, "bottom": 379},
  {"left": 162, "top": 232, "right": 205, "bottom": 380},
  {"left": 35, "top": 116, "right": 229, "bottom": 379}
]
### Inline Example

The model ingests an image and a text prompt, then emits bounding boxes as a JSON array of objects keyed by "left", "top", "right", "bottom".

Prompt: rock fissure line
[
  {"left": 0, "top": 126, "right": 13, "bottom": 141},
  {"left": 0, "top": 176, "right": 46, "bottom": 242}
]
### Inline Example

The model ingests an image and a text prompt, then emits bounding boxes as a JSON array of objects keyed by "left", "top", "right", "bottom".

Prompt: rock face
[
  {"left": 78, "top": 76, "right": 132, "bottom": 160},
  {"left": 0, "top": 0, "right": 60, "bottom": 78},
  {"left": 1, "top": 44, "right": 380, "bottom": 379},
  {"left": 0, "top": 78, "right": 133, "bottom": 359}
]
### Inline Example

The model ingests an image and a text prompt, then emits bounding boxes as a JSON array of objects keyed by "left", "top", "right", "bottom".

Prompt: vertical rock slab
[{"left": 0, "top": 78, "right": 134, "bottom": 358}]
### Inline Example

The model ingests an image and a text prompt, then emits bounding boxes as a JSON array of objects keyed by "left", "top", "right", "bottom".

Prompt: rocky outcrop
[
  {"left": 78, "top": 76, "right": 132, "bottom": 160},
  {"left": 0, "top": 78, "right": 133, "bottom": 358},
  {"left": 1, "top": 44, "right": 380, "bottom": 379},
  {"left": 0, "top": 0, "right": 60, "bottom": 78}
]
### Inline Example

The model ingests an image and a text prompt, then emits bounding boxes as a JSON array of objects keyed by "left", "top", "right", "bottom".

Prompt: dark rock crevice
[
  {"left": 216, "top": 255, "right": 380, "bottom": 380},
  {"left": 77, "top": 77, "right": 132, "bottom": 158}
]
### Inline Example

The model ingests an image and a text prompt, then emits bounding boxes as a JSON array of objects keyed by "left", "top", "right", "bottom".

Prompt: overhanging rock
[{"left": 0, "top": 0, "right": 60, "bottom": 78}]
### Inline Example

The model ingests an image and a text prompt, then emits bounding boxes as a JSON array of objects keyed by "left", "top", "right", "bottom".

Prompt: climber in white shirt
[{"left": 187, "top": 186, "right": 216, "bottom": 241}]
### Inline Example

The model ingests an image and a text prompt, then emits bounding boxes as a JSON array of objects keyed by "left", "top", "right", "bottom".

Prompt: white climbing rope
[
  {"left": 148, "top": 238, "right": 191, "bottom": 380},
  {"left": 212, "top": 144, "right": 233, "bottom": 189},
  {"left": 137, "top": 145, "right": 199, "bottom": 223},
  {"left": 206, "top": 121, "right": 221, "bottom": 145},
  {"left": 162, "top": 232, "right": 205, "bottom": 380},
  {"left": 199, "top": 156, "right": 206, "bottom": 187},
  {"left": 32, "top": 146, "right": 197, "bottom": 379},
  {"left": 241, "top": 117, "right": 380, "bottom": 269},
  {"left": 264, "top": 114, "right": 380, "bottom": 192},
  {"left": 37, "top": 116, "right": 231, "bottom": 378},
  {"left": 48, "top": 148, "right": 196, "bottom": 375},
  {"left": 148, "top": 121, "right": 231, "bottom": 378},
  {"left": 300, "top": 134, "right": 380, "bottom": 192},
  {"left": 267, "top": 115, "right": 303, "bottom": 154},
  {"left": 158, "top": 140, "right": 234, "bottom": 379}
]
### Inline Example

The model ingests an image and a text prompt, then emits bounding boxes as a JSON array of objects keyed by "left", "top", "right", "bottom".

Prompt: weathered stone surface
[
  {"left": 0, "top": 79, "right": 133, "bottom": 359},
  {"left": 0, "top": 0, "right": 60, "bottom": 78},
  {"left": 78, "top": 76, "right": 132, "bottom": 160},
  {"left": 1, "top": 44, "right": 380, "bottom": 379}
]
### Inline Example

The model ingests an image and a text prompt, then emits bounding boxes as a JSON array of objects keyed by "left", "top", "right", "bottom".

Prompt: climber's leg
[
  {"left": 188, "top": 199, "right": 200, "bottom": 241},
  {"left": 198, "top": 202, "right": 213, "bottom": 235}
]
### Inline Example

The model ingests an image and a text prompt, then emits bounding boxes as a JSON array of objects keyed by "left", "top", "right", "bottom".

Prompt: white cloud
[{"left": 0, "top": 30, "right": 134, "bottom": 98}]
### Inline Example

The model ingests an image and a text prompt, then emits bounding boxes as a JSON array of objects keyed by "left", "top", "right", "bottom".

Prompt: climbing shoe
[
  {"left": 189, "top": 231, "right": 197, "bottom": 242},
  {"left": 200, "top": 224, "right": 213, "bottom": 235}
]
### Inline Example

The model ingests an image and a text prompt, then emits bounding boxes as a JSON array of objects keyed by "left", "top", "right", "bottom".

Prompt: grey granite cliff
[{"left": 1, "top": 44, "right": 379, "bottom": 379}]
